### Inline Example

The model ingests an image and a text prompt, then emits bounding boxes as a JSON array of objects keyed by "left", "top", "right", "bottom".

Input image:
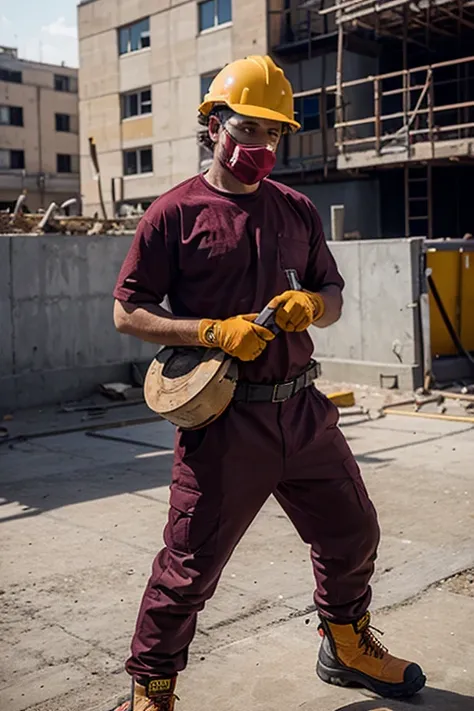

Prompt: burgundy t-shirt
[{"left": 114, "top": 173, "right": 344, "bottom": 383}]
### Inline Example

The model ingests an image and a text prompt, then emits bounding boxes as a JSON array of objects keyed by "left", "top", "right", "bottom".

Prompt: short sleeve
[
  {"left": 113, "top": 216, "right": 172, "bottom": 304},
  {"left": 304, "top": 204, "right": 345, "bottom": 293}
]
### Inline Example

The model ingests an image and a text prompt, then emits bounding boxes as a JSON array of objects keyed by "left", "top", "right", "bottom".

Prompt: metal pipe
[
  {"left": 334, "top": 106, "right": 474, "bottom": 130},
  {"left": 320, "top": 0, "right": 406, "bottom": 17},
  {"left": 409, "top": 120, "right": 474, "bottom": 136},
  {"left": 293, "top": 55, "right": 474, "bottom": 97},
  {"left": 335, "top": 16, "right": 344, "bottom": 152},
  {"left": 427, "top": 68, "right": 435, "bottom": 160},
  {"left": 12, "top": 193, "right": 26, "bottom": 218},
  {"left": 38, "top": 202, "right": 58, "bottom": 231},
  {"left": 427, "top": 164, "right": 433, "bottom": 241},
  {"left": 435, "top": 391, "right": 474, "bottom": 403},
  {"left": 60, "top": 197, "right": 77, "bottom": 211},
  {"left": 404, "top": 165, "right": 410, "bottom": 237},
  {"left": 384, "top": 410, "right": 474, "bottom": 424},
  {"left": 374, "top": 78, "right": 381, "bottom": 154}
]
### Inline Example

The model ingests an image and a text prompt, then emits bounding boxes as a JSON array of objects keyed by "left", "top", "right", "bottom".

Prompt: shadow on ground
[{"left": 334, "top": 686, "right": 473, "bottom": 711}]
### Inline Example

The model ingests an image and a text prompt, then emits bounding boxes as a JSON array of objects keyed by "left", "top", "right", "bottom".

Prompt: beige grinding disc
[{"left": 144, "top": 347, "right": 238, "bottom": 429}]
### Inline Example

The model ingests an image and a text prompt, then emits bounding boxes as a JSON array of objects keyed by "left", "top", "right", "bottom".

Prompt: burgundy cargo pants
[{"left": 126, "top": 386, "right": 380, "bottom": 679}]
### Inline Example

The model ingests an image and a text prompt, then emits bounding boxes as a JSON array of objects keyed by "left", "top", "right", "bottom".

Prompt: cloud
[{"left": 41, "top": 17, "right": 77, "bottom": 39}]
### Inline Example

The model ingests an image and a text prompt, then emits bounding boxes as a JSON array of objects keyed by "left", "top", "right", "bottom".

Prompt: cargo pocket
[
  {"left": 165, "top": 483, "right": 220, "bottom": 556},
  {"left": 178, "top": 425, "right": 212, "bottom": 461},
  {"left": 343, "top": 456, "right": 371, "bottom": 511},
  {"left": 309, "top": 386, "right": 340, "bottom": 428}
]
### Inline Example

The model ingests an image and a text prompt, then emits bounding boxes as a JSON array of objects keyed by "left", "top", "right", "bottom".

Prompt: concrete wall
[
  {"left": 311, "top": 238, "right": 424, "bottom": 389},
  {"left": 0, "top": 234, "right": 157, "bottom": 412},
  {"left": 0, "top": 234, "right": 424, "bottom": 412}
]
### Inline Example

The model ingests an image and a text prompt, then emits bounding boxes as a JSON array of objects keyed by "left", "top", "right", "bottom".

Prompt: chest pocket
[{"left": 277, "top": 232, "right": 310, "bottom": 287}]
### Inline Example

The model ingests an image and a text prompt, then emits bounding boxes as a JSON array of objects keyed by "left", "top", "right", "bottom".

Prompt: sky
[{"left": 0, "top": 0, "right": 79, "bottom": 67}]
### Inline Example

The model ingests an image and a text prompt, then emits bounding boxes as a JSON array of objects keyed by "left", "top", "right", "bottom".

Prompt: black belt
[{"left": 233, "top": 360, "right": 321, "bottom": 404}]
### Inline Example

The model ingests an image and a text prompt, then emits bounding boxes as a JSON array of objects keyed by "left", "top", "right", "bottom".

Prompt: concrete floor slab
[
  {"left": 176, "top": 588, "right": 474, "bottom": 711},
  {"left": 1, "top": 410, "right": 473, "bottom": 711}
]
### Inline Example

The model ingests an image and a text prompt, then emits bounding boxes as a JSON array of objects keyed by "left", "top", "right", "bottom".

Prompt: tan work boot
[
  {"left": 114, "top": 678, "right": 178, "bottom": 711},
  {"left": 317, "top": 612, "right": 426, "bottom": 698}
]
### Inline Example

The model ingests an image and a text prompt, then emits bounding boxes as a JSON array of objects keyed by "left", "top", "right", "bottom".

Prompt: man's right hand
[{"left": 198, "top": 314, "right": 275, "bottom": 361}]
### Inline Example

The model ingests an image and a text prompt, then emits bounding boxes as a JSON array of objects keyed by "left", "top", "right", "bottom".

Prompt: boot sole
[{"left": 316, "top": 658, "right": 426, "bottom": 699}]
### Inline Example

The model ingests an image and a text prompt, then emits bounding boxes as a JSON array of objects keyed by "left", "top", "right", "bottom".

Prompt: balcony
[{"left": 332, "top": 55, "right": 474, "bottom": 170}]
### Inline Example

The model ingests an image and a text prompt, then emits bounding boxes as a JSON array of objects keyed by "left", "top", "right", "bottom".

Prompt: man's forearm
[
  {"left": 113, "top": 300, "right": 202, "bottom": 346},
  {"left": 314, "top": 285, "right": 343, "bottom": 328}
]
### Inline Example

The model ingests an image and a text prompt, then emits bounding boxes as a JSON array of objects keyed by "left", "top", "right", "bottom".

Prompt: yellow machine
[{"left": 426, "top": 242, "right": 474, "bottom": 358}]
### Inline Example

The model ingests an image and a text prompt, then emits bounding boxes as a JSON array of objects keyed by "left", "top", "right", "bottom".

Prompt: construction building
[
  {"left": 0, "top": 46, "right": 80, "bottom": 213},
  {"left": 78, "top": 0, "right": 264, "bottom": 217},
  {"left": 270, "top": 0, "right": 474, "bottom": 240},
  {"left": 78, "top": 1, "right": 474, "bottom": 240}
]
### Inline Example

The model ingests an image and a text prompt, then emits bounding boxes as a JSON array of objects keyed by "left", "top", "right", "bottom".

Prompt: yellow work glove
[
  {"left": 268, "top": 290, "right": 325, "bottom": 332},
  {"left": 198, "top": 314, "right": 275, "bottom": 361}
]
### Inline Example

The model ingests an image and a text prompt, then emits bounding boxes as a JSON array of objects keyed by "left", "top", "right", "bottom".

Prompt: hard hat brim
[{"left": 199, "top": 100, "right": 301, "bottom": 133}]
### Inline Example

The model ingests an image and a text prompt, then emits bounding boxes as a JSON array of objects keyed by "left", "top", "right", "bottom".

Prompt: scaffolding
[
  {"left": 321, "top": 0, "right": 474, "bottom": 29},
  {"left": 287, "top": 0, "right": 474, "bottom": 237}
]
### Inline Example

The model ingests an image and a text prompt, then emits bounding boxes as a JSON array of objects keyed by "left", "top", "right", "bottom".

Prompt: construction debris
[
  {"left": 382, "top": 389, "right": 474, "bottom": 424},
  {"left": 0, "top": 211, "right": 140, "bottom": 235},
  {"left": 384, "top": 410, "right": 474, "bottom": 424}
]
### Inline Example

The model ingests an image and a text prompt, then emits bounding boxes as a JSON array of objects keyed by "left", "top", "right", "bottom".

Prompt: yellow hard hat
[{"left": 198, "top": 55, "right": 301, "bottom": 132}]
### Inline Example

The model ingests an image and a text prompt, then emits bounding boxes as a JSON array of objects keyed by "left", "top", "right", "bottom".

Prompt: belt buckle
[{"left": 272, "top": 380, "right": 295, "bottom": 403}]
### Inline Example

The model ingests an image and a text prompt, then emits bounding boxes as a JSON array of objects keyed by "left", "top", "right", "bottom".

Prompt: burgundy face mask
[{"left": 220, "top": 129, "right": 277, "bottom": 185}]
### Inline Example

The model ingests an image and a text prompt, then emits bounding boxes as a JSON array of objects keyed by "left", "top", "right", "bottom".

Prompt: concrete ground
[{"left": 1, "top": 394, "right": 474, "bottom": 711}]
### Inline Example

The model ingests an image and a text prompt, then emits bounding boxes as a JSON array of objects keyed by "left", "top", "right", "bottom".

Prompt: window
[
  {"left": 57, "top": 154, "right": 71, "bottom": 172},
  {"left": 0, "top": 68, "right": 22, "bottom": 83},
  {"left": 119, "top": 18, "right": 150, "bottom": 55},
  {"left": 11, "top": 150, "right": 25, "bottom": 169},
  {"left": 121, "top": 88, "right": 152, "bottom": 119},
  {"left": 123, "top": 147, "right": 153, "bottom": 175},
  {"left": 57, "top": 154, "right": 79, "bottom": 173},
  {"left": 55, "top": 113, "right": 71, "bottom": 132},
  {"left": 0, "top": 148, "right": 25, "bottom": 169},
  {"left": 199, "top": 0, "right": 232, "bottom": 32},
  {"left": 200, "top": 71, "right": 219, "bottom": 101},
  {"left": 54, "top": 74, "right": 78, "bottom": 93},
  {"left": 294, "top": 93, "right": 336, "bottom": 133},
  {"left": 0, "top": 105, "right": 23, "bottom": 126}
]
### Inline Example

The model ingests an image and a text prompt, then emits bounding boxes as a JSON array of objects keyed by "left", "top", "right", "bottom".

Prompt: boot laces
[
  {"left": 359, "top": 624, "right": 388, "bottom": 659},
  {"left": 138, "top": 694, "right": 179, "bottom": 711}
]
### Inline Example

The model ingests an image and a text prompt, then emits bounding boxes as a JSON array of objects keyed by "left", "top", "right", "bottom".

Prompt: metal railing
[{"left": 294, "top": 54, "right": 474, "bottom": 159}]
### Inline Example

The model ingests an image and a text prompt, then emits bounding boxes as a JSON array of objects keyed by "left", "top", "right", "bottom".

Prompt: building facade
[
  {"left": 78, "top": 1, "right": 474, "bottom": 240},
  {"left": 0, "top": 46, "right": 80, "bottom": 213},
  {"left": 78, "top": 0, "right": 266, "bottom": 217},
  {"left": 271, "top": 0, "right": 474, "bottom": 240}
]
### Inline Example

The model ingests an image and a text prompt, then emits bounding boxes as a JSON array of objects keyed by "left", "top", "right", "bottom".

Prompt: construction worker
[{"left": 113, "top": 55, "right": 425, "bottom": 711}]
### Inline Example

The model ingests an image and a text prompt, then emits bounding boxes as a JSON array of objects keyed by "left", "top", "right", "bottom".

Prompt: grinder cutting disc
[
  {"left": 144, "top": 347, "right": 238, "bottom": 430},
  {"left": 144, "top": 270, "right": 301, "bottom": 430}
]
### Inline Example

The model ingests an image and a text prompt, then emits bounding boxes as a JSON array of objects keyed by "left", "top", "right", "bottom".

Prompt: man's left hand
[{"left": 268, "top": 290, "right": 325, "bottom": 332}]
